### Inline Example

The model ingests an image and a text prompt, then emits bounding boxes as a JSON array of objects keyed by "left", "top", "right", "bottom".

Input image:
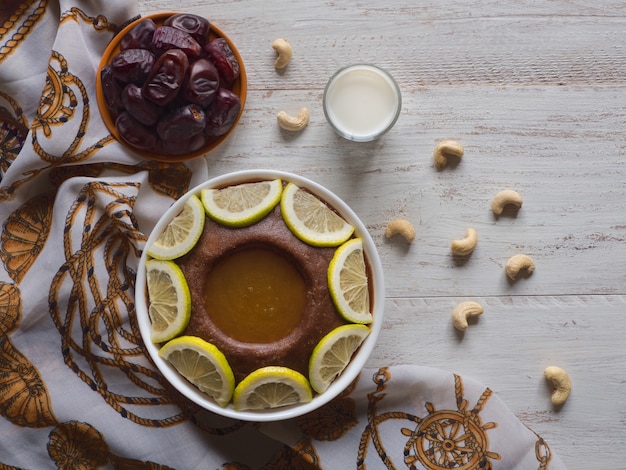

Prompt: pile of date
[{"left": 100, "top": 13, "right": 242, "bottom": 156}]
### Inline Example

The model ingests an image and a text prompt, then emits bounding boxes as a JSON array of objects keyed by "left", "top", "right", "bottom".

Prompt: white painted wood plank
[
  {"left": 134, "top": 1, "right": 626, "bottom": 468},
  {"left": 139, "top": 0, "right": 626, "bottom": 88},
  {"left": 202, "top": 86, "right": 626, "bottom": 298},
  {"left": 369, "top": 295, "right": 626, "bottom": 469}
]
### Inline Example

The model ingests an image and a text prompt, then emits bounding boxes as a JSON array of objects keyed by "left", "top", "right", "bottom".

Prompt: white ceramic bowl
[{"left": 135, "top": 170, "right": 385, "bottom": 421}]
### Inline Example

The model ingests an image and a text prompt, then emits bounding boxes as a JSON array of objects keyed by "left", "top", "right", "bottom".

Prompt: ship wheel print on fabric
[
  {"left": 400, "top": 378, "right": 500, "bottom": 470},
  {"left": 358, "top": 367, "right": 501, "bottom": 470}
]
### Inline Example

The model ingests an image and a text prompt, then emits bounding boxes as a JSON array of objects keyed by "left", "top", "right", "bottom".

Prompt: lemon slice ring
[
  {"left": 146, "top": 194, "right": 205, "bottom": 260},
  {"left": 145, "top": 259, "right": 191, "bottom": 343},
  {"left": 233, "top": 366, "right": 312, "bottom": 411},
  {"left": 328, "top": 238, "right": 373, "bottom": 324},
  {"left": 281, "top": 182, "right": 355, "bottom": 247},
  {"left": 159, "top": 336, "right": 235, "bottom": 407},
  {"left": 201, "top": 179, "right": 283, "bottom": 228},
  {"left": 309, "top": 324, "right": 370, "bottom": 394}
]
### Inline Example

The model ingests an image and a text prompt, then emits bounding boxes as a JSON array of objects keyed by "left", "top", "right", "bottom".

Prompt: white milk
[{"left": 323, "top": 64, "right": 401, "bottom": 142}]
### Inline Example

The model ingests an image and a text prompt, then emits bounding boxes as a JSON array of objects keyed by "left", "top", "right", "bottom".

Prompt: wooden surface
[{"left": 139, "top": 1, "right": 626, "bottom": 467}]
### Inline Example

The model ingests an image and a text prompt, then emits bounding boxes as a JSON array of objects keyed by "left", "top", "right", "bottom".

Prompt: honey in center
[{"left": 203, "top": 246, "right": 306, "bottom": 343}]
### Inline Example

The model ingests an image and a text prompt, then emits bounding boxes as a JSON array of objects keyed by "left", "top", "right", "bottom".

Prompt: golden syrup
[{"left": 203, "top": 246, "right": 306, "bottom": 343}]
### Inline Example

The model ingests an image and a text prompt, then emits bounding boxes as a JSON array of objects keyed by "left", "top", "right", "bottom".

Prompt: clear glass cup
[{"left": 323, "top": 64, "right": 402, "bottom": 142}]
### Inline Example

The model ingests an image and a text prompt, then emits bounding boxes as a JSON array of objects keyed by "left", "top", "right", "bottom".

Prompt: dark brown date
[
  {"left": 203, "top": 38, "right": 240, "bottom": 88},
  {"left": 152, "top": 26, "right": 202, "bottom": 58},
  {"left": 110, "top": 49, "right": 155, "bottom": 84},
  {"left": 121, "top": 84, "right": 163, "bottom": 126},
  {"left": 115, "top": 112, "right": 157, "bottom": 151},
  {"left": 160, "top": 133, "right": 206, "bottom": 155},
  {"left": 157, "top": 104, "right": 206, "bottom": 142},
  {"left": 102, "top": 13, "right": 243, "bottom": 156},
  {"left": 183, "top": 58, "right": 220, "bottom": 107},
  {"left": 143, "top": 49, "right": 189, "bottom": 106},
  {"left": 119, "top": 18, "right": 156, "bottom": 51},
  {"left": 100, "top": 65, "right": 124, "bottom": 113},
  {"left": 204, "top": 88, "right": 241, "bottom": 137},
  {"left": 164, "top": 13, "right": 210, "bottom": 45}
]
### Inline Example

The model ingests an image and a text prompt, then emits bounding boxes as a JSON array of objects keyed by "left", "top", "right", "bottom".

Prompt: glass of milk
[{"left": 323, "top": 64, "right": 401, "bottom": 142}]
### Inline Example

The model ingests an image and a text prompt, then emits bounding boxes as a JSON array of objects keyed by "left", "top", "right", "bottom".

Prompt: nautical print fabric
[{"left": 0, "top": 1, "right": 566, "bottom": 468}]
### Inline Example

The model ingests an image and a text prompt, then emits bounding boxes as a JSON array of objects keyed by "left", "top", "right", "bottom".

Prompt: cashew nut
[
  {"left": 385, "top": 218, "right": 415, "bottom": 242},
  {"left": 451, "top": 228, "right": 478, "bottom": 256},
  {"left": 272, "top": 38, "right": 292, "bottom": 70},
  {"left": 491, "top": 189, "right": 523, "bottom": 215},
  {"left": 452, "top": 301, "right": 484, "bottom": 331},
  {"left": 544, "top": 366, "right": 571, "bottom": 406},
  {"left": 277, "top": 107, "right": 309, "bottom": 132},
  {"left": 505, "top": 254, "right": 535, "bottom": 280},
  {"left": 433, "top": 140, "right": 464, "bottom": 169}
]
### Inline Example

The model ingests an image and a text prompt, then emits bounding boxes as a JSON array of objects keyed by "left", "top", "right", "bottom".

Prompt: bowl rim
[
  {"left": 95, "top": 11, "right": 247, "bottom": 162},
  {"left": 135, "top": 169, "right": 385, "bottom": 422}
]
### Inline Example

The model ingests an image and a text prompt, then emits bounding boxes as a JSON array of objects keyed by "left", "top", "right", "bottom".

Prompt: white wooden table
[{"left": 139, "top": 1, "right": 626, "bottom": 467}]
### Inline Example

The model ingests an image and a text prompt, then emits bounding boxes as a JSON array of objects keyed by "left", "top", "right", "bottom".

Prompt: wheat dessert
[
  {"left": 176, "top": 205, "right": 348, "bottom": 381},
  {"left": 144, "top": 177, "right": 376, "bottom": 412}
]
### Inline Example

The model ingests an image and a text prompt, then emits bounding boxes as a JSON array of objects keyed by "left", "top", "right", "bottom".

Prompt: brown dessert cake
[{"left": 176, "top": 205, "right": 348, "bottom": 382}]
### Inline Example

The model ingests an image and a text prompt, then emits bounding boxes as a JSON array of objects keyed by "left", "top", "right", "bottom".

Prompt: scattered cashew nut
[
  {"left": 451, "top": 228, "right": 478, "bottom": 256},
  {"left": 452, "top": 301, "right": 484, "bottom": 331},
  {"left": 544, "top": 366, "right": 571, "bottom": 406},
  {"left": 491, "top": 189, "right": 523, "bottom": 215},
  {"left": 433, "top": 140, "right": 464, "bottom": 169},
  {"left": 385, "top": 218, "right": 415, "bottom": 243},
  {"left": 272, "top": 38, "right": 292, "bottom": 70},
  {"left": 277, "top": 107, "right": 309, "bottom": 132},
  {"left": 505, "top": 254, "right": 535, "bottom": 280}
]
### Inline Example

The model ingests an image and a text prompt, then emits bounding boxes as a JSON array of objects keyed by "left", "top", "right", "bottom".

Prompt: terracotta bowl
[
  {"left": 135, "top": 170, "right": 385, "bottom": 421},
  {"left": 96, "top": 12, "right": 247, "bottom": 162}
]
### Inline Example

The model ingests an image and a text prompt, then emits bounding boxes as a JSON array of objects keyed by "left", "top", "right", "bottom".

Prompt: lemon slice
[
  {"left": 328, "top": 238, "right": 372, "bottom": 324},
  {"left": 280, "top": 182, "right": 354, "bottom": 247},
  {"left": 233, "top": 366, "right": 313, "bottom": 411},
  {"left": 145, "top": 259, "right": 191, "bottom": 343},
  {"left": 200, "top": 179, "right": 283, "bottom": 227},
  {"left": 159, "top": 336, "right": 235, "bottom": 407},
  {"left": 147, "top": 194, "right": 205, "bottom": 260},
  {"left": 309, "top": 324, "right": 370, "bottom": 394}
]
